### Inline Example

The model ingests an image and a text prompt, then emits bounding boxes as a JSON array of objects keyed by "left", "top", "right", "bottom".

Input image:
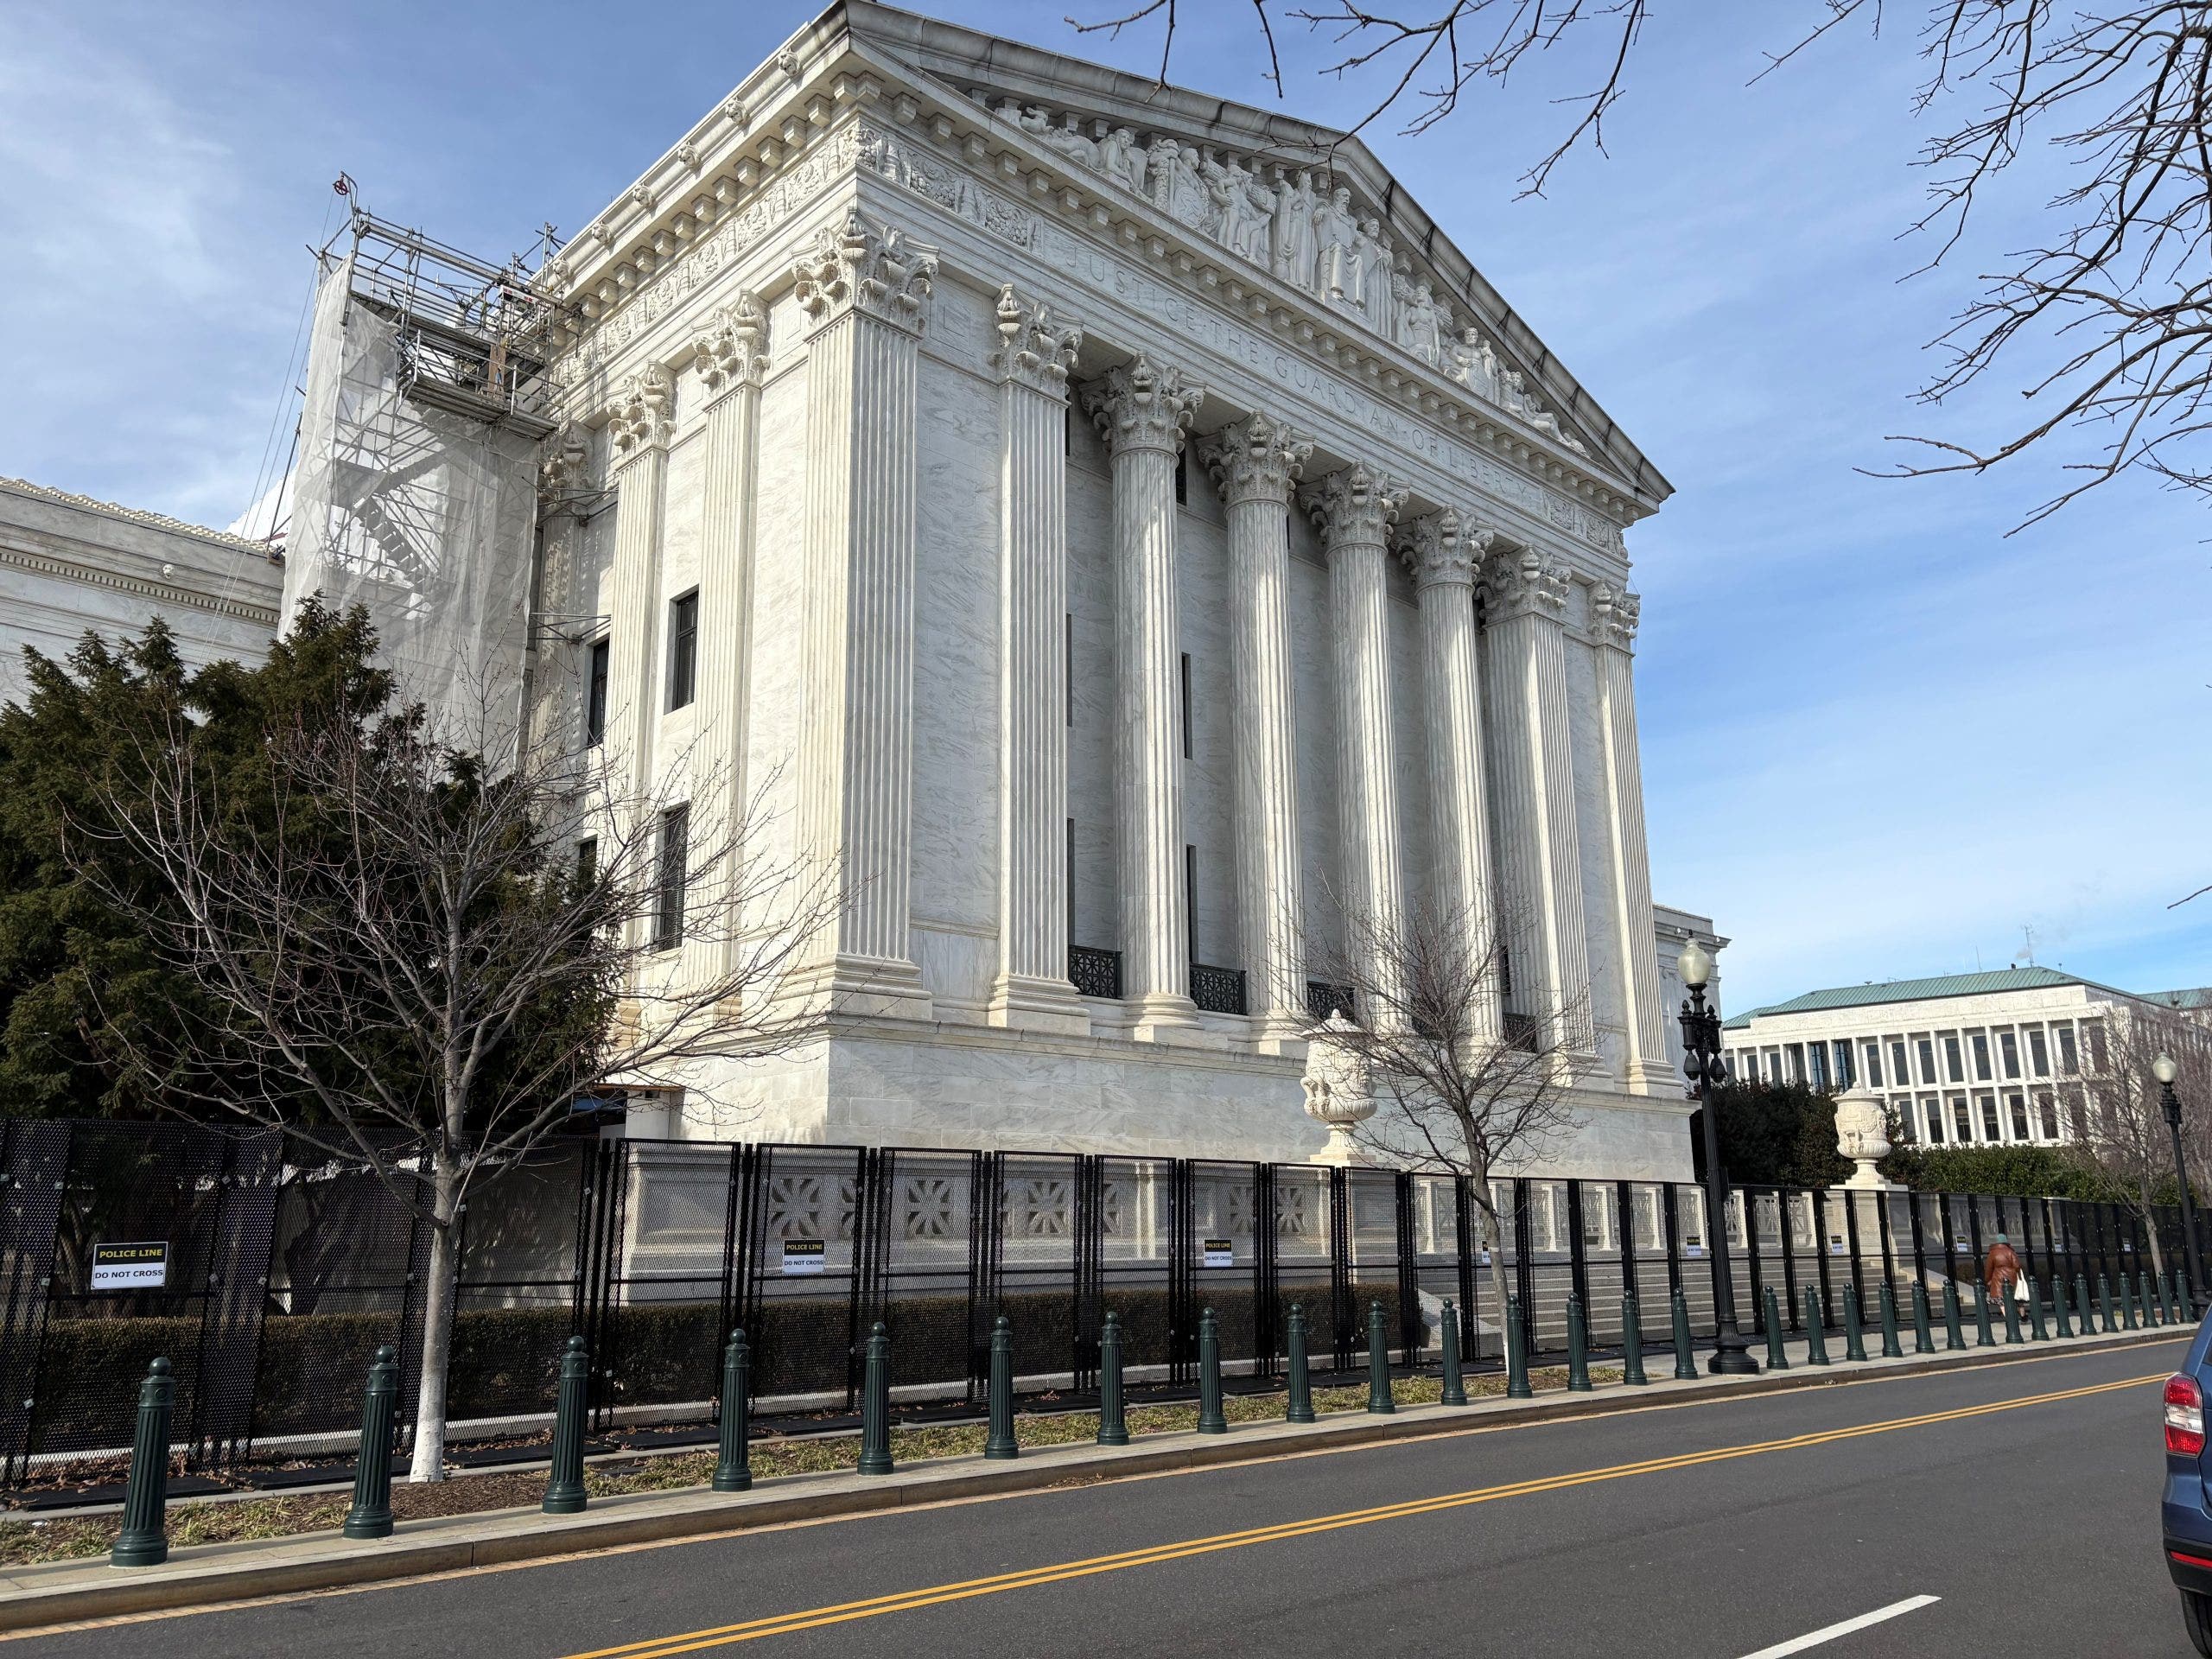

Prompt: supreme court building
[{"left": 283, "top": 2, "right": 1719, "bottom": 1176}]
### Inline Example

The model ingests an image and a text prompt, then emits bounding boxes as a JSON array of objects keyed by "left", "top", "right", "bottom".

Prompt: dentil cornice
[
  {"left": 793, "top": 207, "right": 939, "bottom": 337},
  {"left": 1300, "top": 462, "right": 1407, "bottom": 550},
  {"left": 1484, "top": 547, "right": 1573, "bottom": 622},
  {"left": 1080, "top": 355, "right": 1206, "bottom": 457},
  {"left": 1398, "top": 507, "right": 1491, "bottom": 588},
  {"left": 1198, "top": 411, "right": 1313, "bottom": 508},
  {"left": 990, "top": 284, "right": 1083, "bottom": 397},
  {"left": 606, "top": 365, "right": 675, "bottom": 466},
  {"left": 1591, "top": 583, "right": 1641, "bottom": 650},
  {"left": 692, "top": 293, "right": 770, "bottom": 401}
]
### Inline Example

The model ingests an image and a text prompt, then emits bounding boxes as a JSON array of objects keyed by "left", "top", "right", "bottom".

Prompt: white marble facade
[{"left": 525, "top": 2, "right": 1711, "bottom": 1179}]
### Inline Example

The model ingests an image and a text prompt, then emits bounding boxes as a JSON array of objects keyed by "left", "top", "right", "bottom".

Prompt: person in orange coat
[{"left": 1985, "top": 1234, "right": 2024, "bottom": 1306}]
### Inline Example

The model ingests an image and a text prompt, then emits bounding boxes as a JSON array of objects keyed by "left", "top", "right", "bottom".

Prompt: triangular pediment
[{"left": 842, "top": 1, "right": 1664, "bottom": 500}]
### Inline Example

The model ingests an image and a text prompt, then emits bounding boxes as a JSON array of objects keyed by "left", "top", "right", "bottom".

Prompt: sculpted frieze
[{"left": 858, "top": 124, "right": 1038, "bottom": 251}]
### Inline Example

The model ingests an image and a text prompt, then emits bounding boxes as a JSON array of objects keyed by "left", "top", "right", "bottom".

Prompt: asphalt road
[{"left": 10, "top": 1338, "right": 2195, "bottom": 1658}]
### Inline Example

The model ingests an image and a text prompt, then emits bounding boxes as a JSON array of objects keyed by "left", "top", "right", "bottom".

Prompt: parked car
[{"left": 2164, "top": 1317, "right": 2212, "bottom": 1652}]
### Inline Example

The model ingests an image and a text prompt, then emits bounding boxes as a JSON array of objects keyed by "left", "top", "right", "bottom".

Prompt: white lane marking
[{"left": 1735, "top": 1595, "right": 1942, "bottom": 1657}]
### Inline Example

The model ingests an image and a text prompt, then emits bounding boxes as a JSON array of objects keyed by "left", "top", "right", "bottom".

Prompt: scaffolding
[{"left": 281, "top": 212, "right": 575, "bottom": 741}]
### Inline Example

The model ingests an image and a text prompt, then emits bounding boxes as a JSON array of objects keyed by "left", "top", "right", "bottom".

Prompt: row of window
[
  {"left": 1885, "top": 1087, "right": 2069, "bottom": 1147},
  {"left": 1731, "top": 1019, "right": 2106, "bottom": 1096},
  {"left": 575, "top": 805, "right": 691, "bottom": 955},
  {"left": 582, "top": 589, "right": 702, "bottom": 749}
]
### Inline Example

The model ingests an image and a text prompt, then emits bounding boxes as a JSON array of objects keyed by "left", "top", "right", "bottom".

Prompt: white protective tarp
[{"left": 281, "top": 252, "right": 538, "bottom": 745}]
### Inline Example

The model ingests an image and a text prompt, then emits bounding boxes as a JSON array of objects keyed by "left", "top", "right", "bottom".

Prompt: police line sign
[{"left": 90, "top": 1242, "right": 168, "bottom": 1292}]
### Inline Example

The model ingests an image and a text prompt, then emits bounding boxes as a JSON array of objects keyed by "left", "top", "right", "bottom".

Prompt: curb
[{"left": 0, "top": 1325, "right": 2183, "bottom": 1633}]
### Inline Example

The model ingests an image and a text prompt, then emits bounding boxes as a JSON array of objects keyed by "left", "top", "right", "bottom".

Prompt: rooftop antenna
[{"left": 2015, "top": 924, "right": 2037, "bottom": 966}]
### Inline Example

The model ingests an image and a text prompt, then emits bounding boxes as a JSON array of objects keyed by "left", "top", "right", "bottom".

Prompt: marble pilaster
[
  {"left": 1401, "top": 508, "right": 1501, "bottom": 1039},
  {"left": 1198, "top": 411, "right": 1313, "bottom": 1047},
  {"left": 1080, "top": 354, "right": 1207, "bottom": 1039},
  {"left": 987, "top": 285, "right": 1089, "bottom": 1034},
  {"left": 1481, "top": 546, "right": 1593, "bottom": 1063},
  {"left": 1592, "top": 585, "right": 1669, "bottom": 1091},
  {"left": 1301, "top": 462, "right": 1408, "bottom": 1014},
  {"left": 602, "top": 365, "right": 674, "bottom": 797},
  {"left": 789, "top": 208, "right": 939, "bottom": 1018}
]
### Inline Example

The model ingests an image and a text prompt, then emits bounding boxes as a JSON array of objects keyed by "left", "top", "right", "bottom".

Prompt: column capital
[
  {"left": 1591, "top": 583, "right": 1641, "bottom": 651},
  {"left": 1299, "top": 462, "right": 1407, "bottom": 552},
  {"left": 1198, "top": 411, "right": 1313, "bottom": 508},
  {"left": 538, "top": 423, "right": 593, "bottom": 505},
  {"left": 692, "top": 293, "right": 769, "bottom": 404},
  {"left": 1397, "top": 507, "right": 1494, "bottom": 589},
  {"left": 1483, "top": 547, "right": 1572, "bottom": 622},
  {"left": 991, "top": 284, "right": 1083, "bottom": 397},
  {"left": 606, "top": 365, "right": 674, "bottom": 468},
  {"left": 793, "top": 207, "right": 939, "bottom": 337},
  {"left": 1080, "top": 354, "right": 1206, "bottom": 457}
]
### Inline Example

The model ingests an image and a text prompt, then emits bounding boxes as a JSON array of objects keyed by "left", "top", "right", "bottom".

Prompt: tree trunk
[
  {"left": 2140, "top": 1169, "right": 2168, "bottom": 1279},
  {"left": 407, "top": 1154, "right": 464, "bottom": 1483}
]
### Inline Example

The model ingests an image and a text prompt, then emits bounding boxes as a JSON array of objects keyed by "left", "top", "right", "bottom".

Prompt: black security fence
[{"left": 0, "top": 1116, "right": 2198, "bottom": 1486}]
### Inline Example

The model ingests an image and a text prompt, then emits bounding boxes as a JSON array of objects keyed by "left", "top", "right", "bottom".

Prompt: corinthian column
[
  {"left": 1300, "top": 463, "right": 1408, "bottom": 1014},
  {"left": 788, "top": 208, "right": 938, "bottom": 1018},
  {"left": 1401, "top": 509, "right": 1501, "bottom": 1040},
  {"left": 987, "top": 285, "right": 1089, "bottom": 1034},
  {"left": 1481, "top": 546, "right": 1593, "bottom": 1062},
  {"left": 1079, "top": 355, "right": 1207, "bottom": 1039},
  {"left": 1198, "top": 412, "right": 1313, "bottom": 1048},
  {"left": 602, "top": 365, "right": 674, "bottom": 795},
  {"left": 1592, "top": 585, "right": 1669, "bottom": 1091},
  {"left": 688, "top": 296, "right": 768, "bottom": 974}
]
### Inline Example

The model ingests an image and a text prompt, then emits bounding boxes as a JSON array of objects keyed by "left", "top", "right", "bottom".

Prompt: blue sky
[{"left": 3, "top": 0, "right": 2208, "bottom": 1014}]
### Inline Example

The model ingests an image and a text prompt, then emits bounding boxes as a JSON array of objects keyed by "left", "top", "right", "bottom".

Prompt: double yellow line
[{"left": 566, "top": 1370, "right": 2163, "bottom": 1656}]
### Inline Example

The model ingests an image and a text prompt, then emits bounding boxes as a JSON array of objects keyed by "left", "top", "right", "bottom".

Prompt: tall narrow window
[
  {"left": 586, "top": 638, "right": 611, "bottom": 748},
  {"left": 2029, "top": 1027, "right": 2050, "bottom": 1076},
  {"left": 1970, "top": 1031, "right": 1991, "bottom": 1081},
  {"left": 1917, "top": 1037, "right": 1938, "bottom": 1084},
  {"left": 1943, "top": 1034, "right": 1964, "bottom": 1083},
  {"left": 1174, "top": 448, "right": 1188, "bottom": 505},
  {"left": 1185, "top": 844, "right": 1198, "bottom": 960},
  {"left": 1999, "top": 1030, "right": 2020, "bottom": 1079},
  {"left": 1065, "top": 817, "right": 1076, "bottom": 958},
  {"left": 1833, "top": 1039, "right": 1853, "bottom": 1089},
  {"left": 575, "top": 836, "right": 599, "bottom": 892},
  {"left": 1179, "top": 652, "right": 1192, "bottom": 759},
  {"left": 667, "top": 589, "right": 699, "bottom": 711},
  {"left": 654, "top": 804, "right": 690, "bottom": 950},
  {"left": 1065, "top": 613, "right": 1074, "bottom": 728},
  {"left": 1890, "top": 1039, "right": 1910, "bottom": 1087},
  {"left": 2057, "top": 1025, "right": 2079, "bottom": 1073},
  {"left": 1862, "top": 1042, "right": 1884, "bottom": 1088}
]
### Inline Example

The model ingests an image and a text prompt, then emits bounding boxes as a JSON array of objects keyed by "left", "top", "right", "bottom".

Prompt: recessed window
[
  {"left": 1950, "top": 1095, "right": 1972, "bottom": 1141},
  {"left": 1862, "top": 1042, "right": 1884, "bottom": 1088},
  {"left": 654, "top": 804, "right": 690, "bottom": 950},
  {"left": 1999, "top": 1030, "right": 2021, "bottom": 1079},
  {"left": 1917, "top": 1037, "right": 1939, "bottom": 1085},
  {"left": 1891, "top": 1039, "right": 1910, "bottom": 1087},
  {"left": 2029, "top": 1027, "right": 2050, "bottom": 1076},
  {"left": 1977, "top": 1091, "right": 1999, "bottom": 1141},
  {"left": 1970, "top": 1031, "right": 1992, "bottom": 1081},
  {"left": 2007, "top": 1091, "right": 2030, "bottom": 1140},
  {"left": 1832, "top": 1040, "right": 1853, "bottom": 1088},
  {"left": 1174, "top": 448, "right": 1188, "bottom": 505},
  {"left": 1923, "top": 1096, "right": 1945, "bottom": 1143},
  {"left": 667, "top": 589, "right": 699, "bottom": 711},
  {"left": 1065, "top": 613, "right": 1074, "bottom": 728},
  {"left": 1179, "top": 652, "right": 1193, "bottom": 759},
  {"left": 1943, "top": 1035, "right": 1965, "bottom": 1084},
  {"left": 1184, "top": 843, "right": 1198, "bottom": 960},
  {"left": 2057, "top": 1026, "right": 2079, "bottom": 1073},
  {"left": 587, "top": 638, "right": 611, "bottom": 748},
  {"left": 575, "top": 836, "right": 598, "bottom": 891},
  {"left": 2037, "top": 1091, "right": 2059, "bottom": 1139}
]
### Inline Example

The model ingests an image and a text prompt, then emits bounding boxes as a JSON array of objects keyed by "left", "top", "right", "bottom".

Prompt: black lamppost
[
  {"left": 2155, "top": 1053, "right": 2209, "bottom": 1319},
  {"left": 1679, "top": 941, "right": 1758, "bottom": 1375}
]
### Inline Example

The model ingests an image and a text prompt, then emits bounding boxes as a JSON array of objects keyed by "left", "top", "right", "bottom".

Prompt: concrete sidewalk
[{"left": 0, "top": 1323, "right": 2185, "bottom": 1635}]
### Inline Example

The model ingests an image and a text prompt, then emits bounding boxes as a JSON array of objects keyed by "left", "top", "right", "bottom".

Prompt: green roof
[{"left": 1722, "top": 966, "right": 2121, "bottom": 1030}]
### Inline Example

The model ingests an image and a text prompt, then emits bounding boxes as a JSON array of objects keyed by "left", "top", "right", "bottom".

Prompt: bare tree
[
  {"left": 2078, "top": 996, "right": 2212, "bottom": 1269},
  {"left": 67, "top": 683, "right": 835, "bottom": 1479},
  {"left": 1069, "top": 2, "right": 2212, "bottom": 524},
  {"left": 1301, "top": 898, "right": 1586, "bottom": 1318}
]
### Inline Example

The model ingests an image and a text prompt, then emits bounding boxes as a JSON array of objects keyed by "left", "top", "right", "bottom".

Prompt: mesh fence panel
[
  {"left": 602, "top": 1143, "right": 738, "bottom": 1418},
  {"left": 1187, "top": 1162, "right": 1263, "bottom": 1371},
  {"left": 995, "top": 1152, "right": 1081, "bottom": 1384},
  {"left": 879, "top": 1149, "right": 982, "bottom": 1400},
  {"left": 448, "top": 1146, "right": 588, "bottom": 1423},
  {"left": 1096, "top": 1159, "right": 1174, "bottom": 1379},
  {"left": 746, "top": 1147, "right": 865, "bottom": 1409}
]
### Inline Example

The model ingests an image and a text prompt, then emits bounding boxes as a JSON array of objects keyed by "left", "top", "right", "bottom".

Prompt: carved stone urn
[
  {"left": 1303, "top": 1011, "right": 1375, "bottom": 1166},
  {"left": 1833, "top": 1085, "right": 1897, "bottom": 1191}
]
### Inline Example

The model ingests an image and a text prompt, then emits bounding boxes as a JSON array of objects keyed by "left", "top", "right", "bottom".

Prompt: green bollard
[
  {"left": 2098, "top": 1273, "right": 2117, "bottom": 1333},
  {"left": 1803, "top": 1286, "right": 1831, "bottom": 1365},
  {"left": 1097, "top": 1311, "right": 1129, "bottom": 1446},
  {"left": 1440, "top": 1300, "right": 1469, "bottom": 1405},
  {"left": 1365, "top": 1300, "right": 1395, "bottom": 1414},
  {"left": 1911, "top": 1282, "right": 1934, "bottom": 1354},
  {"left": 1973, "top": 1285, "right": 1995, "bottom": 1348},
  {"left": 712, "top": 1329, "right": 752, "bottom": 1492},
  {"left": 543, "top": 1335, "right": 589, "bottom": 1515},
  {"left": 1506, "top": 1294, "right": 1532, "bottom": 1399},
  {"left": 2028, "top": 1286, "right": 2048, "bottom": 1344},
  {"left": 858, "top": 1322, "right": 894, "bottom": 1474},
  {"left": 1283, "top": 1304, "right": 1314, "bottom": 1425},
  {"left": 1942, "top": 1281, "right": 1965, "bottom": 1351},
  {"left": 1670, "top": 1288, "right": 1697, "bottom": 1380},
  {"left": 1198, "top": 1307, "right": 1228, "bottom": 1433},
  {"left": 2002, "top": 1287, "right": 2022, "bottom": 1345},
  {"left": 2121, "top": 1274, "right": 2139, "bottom": 1332},
  {"left": 1565, "top": 1294, "right": 1592, "bottom": 1392},
  {"left": 2053, "top": 1275, "right": 2075, "bottom": 1338},
  {"left": 343, "top": 1344, "right": 398, "bottom": 1538},
  {"left": 984, "top": 1313, "right": 1019, "bottom": 1461},
  {"left": 1620, "top": 1292, "right": 1649, "bottom": 1387},
  {"left": 1761, "top": 1286, "right": 1790, "bottom": 1371},
  {"left": 1843, "top": 1286, "right": 1868, "bottom": 1362},
  {"left": 2137, "top": 1273, "right": 2155, "bottom": 1330},
  {"left": 1878, "top": 1285, "right": 1904, "bottom": 1359},
  {"left": 2075, "top": 1273, "right": 2094, "bottom": 1335},
  {"left": 2158, "top": 1270, "right": 2176, "bottom": 1326},
  {"left": 110, "top": 1357, "right": 175, "bottom": 1567}
]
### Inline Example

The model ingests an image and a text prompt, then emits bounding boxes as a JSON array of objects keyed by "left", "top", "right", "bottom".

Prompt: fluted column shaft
[
  {"left": 690, "top": 300, "right": 768, "bottom": 976},
  {"left": 1594, "top": 588, "right": 1669, "bottom": 1090},
  {"left": 1201, "top": 414, "right": 1313, "bottom": 1046},
  {"left": 790, "top": 211, "right": 939, "bottom": 1016},
  {"left": 1404, "top": 512, "right": 1500, "bottom": 1039},
  {"left": 1082, "top": 358, "right": 1206, "bottom": 1038},
  {"left": 988, "top": 288, "right": 1088, "bottom": 1033},
  {"left": 1482, "top": 550, "right": 1592, "bottom": 1061},
  {"left": 602, "top": 368, "right": 674, "bottom": 798},
  {"left": 1303, "top": 465, "right": 1408, "bottom": 1013}
]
